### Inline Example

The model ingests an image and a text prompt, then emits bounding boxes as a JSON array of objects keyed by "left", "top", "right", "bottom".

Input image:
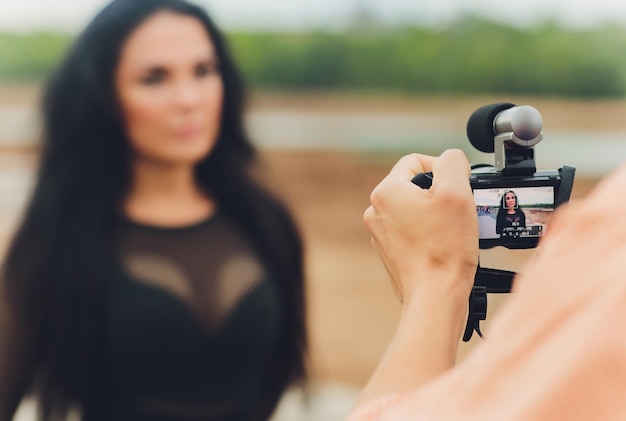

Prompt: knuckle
[
  {"left": 445, "top": 148, "right": 464, "bottom": 158},
  {"left": 369, "top": 183, "right": 388, "bottom": 209},
  {"left": 362, "top": 206, "right": 374, "bottom": 227},
  {"left": 435, "top": 183, "right": 471, "bottom": 207}
]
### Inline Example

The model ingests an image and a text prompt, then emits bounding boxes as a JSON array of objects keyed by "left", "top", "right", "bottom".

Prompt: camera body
[
  {"left": 411, "top": 168, "right": 568, "bottom": 250},
  {"left": 467, "top": 103, "right": 574, "bottom": 249},
  {"left": 410, "top": 102, "right": 576, "bottom": 340},
  {"left": 412, "top": 103, "right": 575, "bottom": 250}
]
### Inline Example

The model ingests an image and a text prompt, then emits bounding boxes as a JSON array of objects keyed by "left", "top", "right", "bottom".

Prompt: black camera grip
[
  {"left": 555, "top": 166, "right": 576, "bottom": 208},
  {"left": 411, "top": 172, "right": 433, "bottom": 189}
]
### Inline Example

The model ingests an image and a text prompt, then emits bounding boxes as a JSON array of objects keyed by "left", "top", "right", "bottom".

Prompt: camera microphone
[{"left": 466, "top": 103, "right": 543, "bottom": 153}]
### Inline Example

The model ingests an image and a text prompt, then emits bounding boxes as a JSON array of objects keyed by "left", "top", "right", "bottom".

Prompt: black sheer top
[{"left": 84, "top": 212, "right": 282, "bottom": 421}]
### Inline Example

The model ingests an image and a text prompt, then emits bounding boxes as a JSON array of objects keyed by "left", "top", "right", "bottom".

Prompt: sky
[{"left": 1, "top": 0, "right": 626, "bottom": 33}]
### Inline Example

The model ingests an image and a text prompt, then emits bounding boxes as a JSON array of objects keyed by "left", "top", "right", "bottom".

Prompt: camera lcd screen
[{"left": 473, "top": 186, "right": 555, "bottom": 245}]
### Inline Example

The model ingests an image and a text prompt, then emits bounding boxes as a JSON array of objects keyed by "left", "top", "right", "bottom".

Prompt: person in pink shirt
[{"left": 351, "top": 149, "right": 626, "bottom": 420}]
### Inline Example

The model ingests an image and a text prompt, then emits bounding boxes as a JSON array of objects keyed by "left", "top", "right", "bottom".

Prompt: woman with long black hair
[
  {"left": 0, "top": 1, "right": 306, "bottom": 420},
  {"left": 495, "top": 190, "right": 526, "bottom": 237}
]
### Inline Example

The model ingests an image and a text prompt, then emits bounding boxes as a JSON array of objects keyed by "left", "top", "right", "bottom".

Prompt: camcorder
[{"left": 412, "top": 103, "right": 576, "bottom": 340}]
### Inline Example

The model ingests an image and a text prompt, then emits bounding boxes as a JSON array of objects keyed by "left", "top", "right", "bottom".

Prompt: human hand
[
  {"left": 363, "top": 149, "right": 478, "bottom": 305},
  {"left": 355, "top": 149, "right": 479, "bottom": 405}
]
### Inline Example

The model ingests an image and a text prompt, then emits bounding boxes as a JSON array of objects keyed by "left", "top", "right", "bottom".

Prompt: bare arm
[{"left": 360, "top": 150, "right": 478, "bottom": 405}]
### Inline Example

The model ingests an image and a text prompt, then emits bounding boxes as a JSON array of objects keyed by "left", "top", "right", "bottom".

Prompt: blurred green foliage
[
  {"left": 0, "top": 32, "right": 72, "bottom": 82},
  {"left": 1, "top": 17, "right": 626, "bottom": 98}
]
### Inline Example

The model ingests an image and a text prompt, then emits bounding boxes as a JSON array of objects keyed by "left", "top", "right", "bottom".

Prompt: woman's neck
[{"left": 123, "top": 158, "right": 215, "bottom": 227}]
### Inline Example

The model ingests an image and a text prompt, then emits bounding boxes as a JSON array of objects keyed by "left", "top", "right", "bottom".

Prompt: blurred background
[{"left": 1, "top": 1, "right": 625, "bottom": 420}]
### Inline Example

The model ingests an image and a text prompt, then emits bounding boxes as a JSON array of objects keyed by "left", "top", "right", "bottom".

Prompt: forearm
[{"left": 356, "top": 277, "right": 469, "bottom": 406}]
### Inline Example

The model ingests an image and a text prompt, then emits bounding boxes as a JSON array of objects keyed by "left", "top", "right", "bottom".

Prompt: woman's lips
[{"left": 173, "top": 126, "right": 203, "bottom": 138}]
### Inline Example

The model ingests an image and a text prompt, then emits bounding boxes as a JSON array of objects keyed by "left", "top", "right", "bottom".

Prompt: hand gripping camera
[{"left": 412, "top": 103, "right": 576, "bottom": 341}]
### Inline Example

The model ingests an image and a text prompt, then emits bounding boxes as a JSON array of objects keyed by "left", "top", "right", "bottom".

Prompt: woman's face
[
  {"left": 505, "top": 192, "right": 516, "bottom": 209},
  {"left": 115, "top": 11, "right": 223, "bottom": 166}
]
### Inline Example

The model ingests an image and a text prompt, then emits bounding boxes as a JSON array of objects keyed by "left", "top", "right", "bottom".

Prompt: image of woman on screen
[{"left": 496, "top": 190, "right": 526, "bottom": 237}]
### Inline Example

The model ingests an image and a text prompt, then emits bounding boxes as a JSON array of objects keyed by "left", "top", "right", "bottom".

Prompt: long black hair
[{"left": 2, "top": 0, "right": 306, "bottom": 419}]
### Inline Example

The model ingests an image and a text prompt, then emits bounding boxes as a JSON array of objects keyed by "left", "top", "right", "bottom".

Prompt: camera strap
[
  {"left": 463, "top": 285, "right": 487, "bottom": 342},
  {"left": 463, "top": 264, "right": 516, "bottom": 342}
]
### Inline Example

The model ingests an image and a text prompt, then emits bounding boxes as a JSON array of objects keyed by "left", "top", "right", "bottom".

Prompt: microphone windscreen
[{"left": 466, "top": 103, "right": 515, "bottom": 153}]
